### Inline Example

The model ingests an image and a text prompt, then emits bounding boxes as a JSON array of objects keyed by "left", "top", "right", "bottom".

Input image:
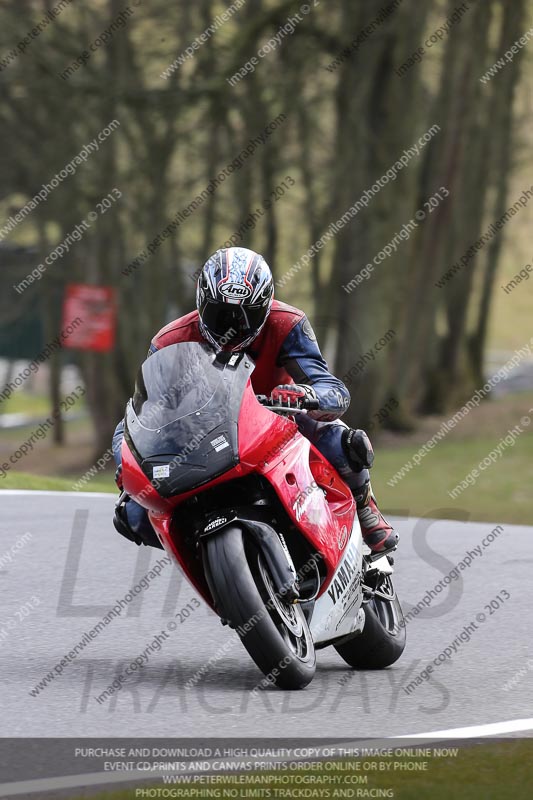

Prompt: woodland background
[{"left": 0, "top": 0, "right": 531, "bottom": 464}]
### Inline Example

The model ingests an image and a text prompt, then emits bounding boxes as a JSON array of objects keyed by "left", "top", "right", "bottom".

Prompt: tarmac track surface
[{"left": 1, "top": 492, "right": 532, "bottom": 739}]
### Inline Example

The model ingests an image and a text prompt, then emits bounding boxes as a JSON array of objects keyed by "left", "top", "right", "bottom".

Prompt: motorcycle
[{"left": 119, "top": 341, "right": 406, "bottom": 689}]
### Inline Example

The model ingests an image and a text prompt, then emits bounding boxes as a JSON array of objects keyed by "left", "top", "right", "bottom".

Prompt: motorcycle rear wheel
[
  {"left": 205, "top": 525, "right": 316, "bottom": 689},
  {"left": 334, "top": 576, "right": 406, "bottom": 669}
]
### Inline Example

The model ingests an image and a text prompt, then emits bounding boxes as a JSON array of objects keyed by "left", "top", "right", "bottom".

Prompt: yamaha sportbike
[{"left": 119, "top": 342, "right": 406, "bottom": 689}]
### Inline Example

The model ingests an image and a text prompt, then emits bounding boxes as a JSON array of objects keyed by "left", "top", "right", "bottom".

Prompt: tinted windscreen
[{"left": 124, "top": 342, "right": 253, "bottom": 496}]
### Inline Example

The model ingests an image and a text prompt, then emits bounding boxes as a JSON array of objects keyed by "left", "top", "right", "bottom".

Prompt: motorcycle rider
[{"left": 112, "top": 247, "right": 398, "bottom": 554}]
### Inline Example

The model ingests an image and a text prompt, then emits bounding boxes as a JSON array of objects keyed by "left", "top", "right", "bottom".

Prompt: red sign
[{"left": 61, "top": 284, "right": 116, "bottom": 352}]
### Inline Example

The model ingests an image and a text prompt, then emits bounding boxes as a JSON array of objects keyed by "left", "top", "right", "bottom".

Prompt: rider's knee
[{"left": 342, "top": 428, "right": 374, "bottom": 472}]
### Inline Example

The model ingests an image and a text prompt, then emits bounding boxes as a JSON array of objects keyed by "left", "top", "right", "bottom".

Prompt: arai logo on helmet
[{"left": 219, "top": 282, "right": 251, "bottom": 299}]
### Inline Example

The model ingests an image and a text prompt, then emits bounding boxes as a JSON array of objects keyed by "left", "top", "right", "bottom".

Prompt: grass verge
[
  {"left": 0, "top": 470, "right": 114, "bottom": 493},
  {"left": 375, "top": 391, "right": 533, "bottom": 525},
  {"left": 1, "top": 391, "right": 532, "bottom": 524},
  {"left": 375, "top": 431, "right": 533, "bottom": 525}
]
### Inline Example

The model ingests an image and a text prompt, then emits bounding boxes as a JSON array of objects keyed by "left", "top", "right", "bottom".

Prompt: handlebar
[{"left": 255, "top": 394, "right": 319, "bottom": 413}]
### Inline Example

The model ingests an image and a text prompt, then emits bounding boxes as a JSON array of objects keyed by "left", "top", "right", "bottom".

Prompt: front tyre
[
  {"left": 204, "top": 525, "right": 316, "bottom": 689},
  {"left": 334, "top": 576, "right": 406, "bottom": 669}
]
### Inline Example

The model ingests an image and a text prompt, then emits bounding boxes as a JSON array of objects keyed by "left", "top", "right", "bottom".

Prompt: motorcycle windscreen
[{"left": 124, "top": 342, "right": 253, "bottom": 497}]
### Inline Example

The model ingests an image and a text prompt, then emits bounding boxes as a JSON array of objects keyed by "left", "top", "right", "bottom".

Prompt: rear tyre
[
  {"left": 204, "top": 525, "right": 316, "bottom": 689},
  {"left": 334, "top": 576, "right": 406, "bottom": 668}
]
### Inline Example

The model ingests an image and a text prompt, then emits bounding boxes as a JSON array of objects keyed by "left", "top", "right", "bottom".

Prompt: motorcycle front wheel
[{"left": 204, "top": 525, "right": 316, "bottom": 689}]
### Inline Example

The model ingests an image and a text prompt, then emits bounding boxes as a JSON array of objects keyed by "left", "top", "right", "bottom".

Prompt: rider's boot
[
  {"left": 353, "top": 479, "right": 399, "bottom": 554},
  {"left": 113, "top": 495, "right": 164, "bottom": 549},
  {"left": 341, "top": 428, "right": 398, "bottom": 554},
  {"left": 113, "top": 464, "right": 163, "bottom": 549}
]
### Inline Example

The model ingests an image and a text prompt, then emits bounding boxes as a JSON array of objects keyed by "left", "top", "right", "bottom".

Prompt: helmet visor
[{"left": 200, "top": 300, "right": 268, "bottom": 348}]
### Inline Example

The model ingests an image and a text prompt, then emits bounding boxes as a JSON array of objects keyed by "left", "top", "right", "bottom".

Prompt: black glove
[{"left": 342, "top": 428, "right": 374, "bottom": 471}]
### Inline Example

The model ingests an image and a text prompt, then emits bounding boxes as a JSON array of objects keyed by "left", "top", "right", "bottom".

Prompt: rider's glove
[
  {"left": 115, "top": 464, "right": 123, "bottom": 491},
  {"left": 342, "top": 428, "right": 374, "bottom": 471},
  {"left": 270, "top": 384, "right": 318, "bottom": 410}
]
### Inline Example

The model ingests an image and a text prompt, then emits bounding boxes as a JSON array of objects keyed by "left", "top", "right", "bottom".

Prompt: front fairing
[{"left": 124, "top": 342, "right": 253, "bottom": 496}]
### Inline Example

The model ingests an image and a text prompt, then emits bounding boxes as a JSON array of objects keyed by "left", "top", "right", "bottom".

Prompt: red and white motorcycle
[{"left": 119, "top": 342, "right": 406, "bottom": 689}]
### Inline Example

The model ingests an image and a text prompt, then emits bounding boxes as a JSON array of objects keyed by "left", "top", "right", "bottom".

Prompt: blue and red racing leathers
[{"left": 112, "top": 301, "right": 369, "bottom": 540}]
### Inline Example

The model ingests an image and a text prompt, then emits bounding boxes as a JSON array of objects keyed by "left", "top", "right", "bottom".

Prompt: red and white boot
[{"left": 356, "top": 482, "right": 399, "bottom": 553}]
